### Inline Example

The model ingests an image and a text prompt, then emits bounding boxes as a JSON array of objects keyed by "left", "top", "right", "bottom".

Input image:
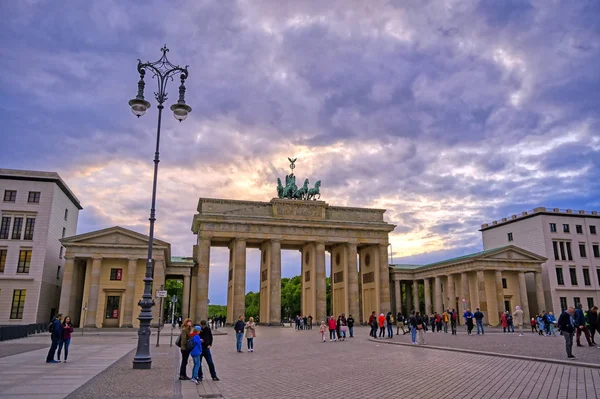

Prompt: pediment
[
  {"left": 480, "top": 246, "right": 546, "bottom": 262},
  {"left": 62, "top": 226, "right": 169, "bottom": 248}
]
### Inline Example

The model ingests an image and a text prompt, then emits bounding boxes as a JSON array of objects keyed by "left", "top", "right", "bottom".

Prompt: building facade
[
  {"left": 481, "top": 207, "right": 600, "bottom": 315},
  {"left": 0, "top": 169, "right": 81, "bottom": 324}
]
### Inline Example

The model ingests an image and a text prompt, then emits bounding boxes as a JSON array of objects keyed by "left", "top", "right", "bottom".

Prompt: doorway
[{"left": 104, "top": 295, "right": 121, "bottom": 327}]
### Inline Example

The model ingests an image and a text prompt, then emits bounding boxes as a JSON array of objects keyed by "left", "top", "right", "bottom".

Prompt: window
[
  {"left": 583, "top": 268, "right": 591, "bottom": 286},
  {"left": 11, "top": 217, "right": 22, "bottom": 240},
  {"left": 597, "top": 269, "right": 600, "bottom": 286},
  {"left": 550, "top": 223, "right": 557, "bottom": 233},
  {"left": 502, "top": 278, "right": 507, "bottom": 289},
  {"left": 579, "top": 244, "right": 587, "bottom": 258},
  {"left": 507, "top": 232, "right": 513, "bottom": 242},
  {"left": 10, "top": 290, "right": 26, "bottom": 319},
  {"left": 64, "top": 209, "right": 68, "bottom": 221},
  {"left": 593, "top": 244, "right": 599, "bottom": 258},
  {"left": 504, "top": 300, "right": 511, "bottom": 312},
  {"left": 0, "top": 249, "right": 6, "bottom": 272},
  {"left": 109, "top": 268, "right": 123, "bottom": 281},
  {"left": 563, "top": 224, "right": 570, "bottom": 233},
  {"left": 559, "top": 242, "right": 566, "bottom": 261},
  {"left": 59, "top": 247, "right": 63, "bottom": 259},
  {"left": 105, "top": 296, "right": 120, "bottom": 319},
  {"left": 566, "top": 242, "right": 573, "bottom": 261},
  {"left": 556, "top": 267, "right": 564, "bottom": 285},
  {"left": 62, "top": 227, "right": 66, "bottom": 238},
  {"left": 587, "top": 297, "right": 595, "bottom": 310},
  {"left": 574, "top": 297, "right": 581, "bottom": 308},
  {"left": 0, "top": 217, "right": 11, "bottom": 239},
  {"left": 27, "top": 192, "right": 40, "bottom": 203},
  {"left": 569, "top": 268, "right": 578, "bottom": 285},
  {"left": 553, "top": 241, "right": 560, "bottom": 260},
  {"left": 576, "top": 225, "right": 583, "bottom": 234},
  {"left": 591, "top": 226, "right": 597, "bottom": 235},
  {"left": 17, "top": 250, "right": 32, "bottom": 273},
  {"left": 23, "top": 218, "right": 35, "bottom": 240},
  {"left": 3, "top": 190, "right": 16, "bottom": 202},
  {"left": 56, "top": 265, "right": 61, "bottom": 279},
  {"left": 560, "top": 297, "right": 568, "bottom": 312}
]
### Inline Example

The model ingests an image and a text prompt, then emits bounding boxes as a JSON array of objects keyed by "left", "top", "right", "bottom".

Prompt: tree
[
  {"left": 163, "top": 279, "right": 183, "bottom": 321},
  {"left": 281, "top": 276, "right": 301, "bottom": 319},
  {"left": 245, "top": 291, "right": 260, "bottom": 320},
  {"left": 208, "top": 305, "right": 227, "bottom": 319}
]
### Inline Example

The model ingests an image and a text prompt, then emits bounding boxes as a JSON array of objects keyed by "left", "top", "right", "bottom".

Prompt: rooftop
[
  {"left": 390, "top": 246, "right": 510, "bottom": 271},
  {"left": 480, "top": 207, "right": 599, "bottom": 231},
  {"left": 0, "top": 168, "right": 82, "bottom": 209}
]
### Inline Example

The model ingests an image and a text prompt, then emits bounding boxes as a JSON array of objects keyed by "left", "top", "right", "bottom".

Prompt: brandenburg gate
[{"left": 191, "top": 196, "right": 395, "bottom": 324}]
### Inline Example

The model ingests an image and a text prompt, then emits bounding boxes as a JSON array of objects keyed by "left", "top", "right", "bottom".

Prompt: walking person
[
  {"left": 474, "top": 308, "right": 485, "bottom": 335},
  {"left": 328, "top": 316, "right": 338, "bottom": 341},
  {"left": 558, "top": 307, "right": 577, "bottom": 359},
  {"left": 347, "top": 314, "right": 355, "bottom": 338},
  {"left": 463, "top": 309, "right": 474, "bottom": 335},
  {"left": 46, "top": 313, "right": 63, "bottom": 363},
  {"left": 450, "top": 309, "right": 457, "bottom": 335},
  {"left": 547, "top": 311, "right": 558, "bottom": 337},
  {"left": 234, "top": 315, "right": 246, "bottom": 353},
  {"left": 587, "top": 307, "right": 599, "bottom": 345},
  {"left": 198, "top": 320, "right": 220, "bottom": 381},
  {"left": 189, "top": 326, "right": 203, "bottom": 384},
  {"left": 415, "top": 311, "right": 426, "bottom": 345},
  {"left": 408, "top": 311, "right": 417, "bottom": 344},
  {"left": 178, "top": 318, "right": 193, "bottom": 380},
  {"left": 396, "top": 313, "right": 405, "bottom": 335},
  {"left": 513, "top": 306, "right": 524, "bottom": 336},
  {"left": 57, "top": 316, "right": 74, "bottom": 363},
  {"left": 574, "top": 304, "right": 593, "bottom": 347},
  {"left": 245, "top": 317, "right": 256, "bottom": 352},
  {"left": 319, "top": 321, "right": 327, "bottom": 342}
]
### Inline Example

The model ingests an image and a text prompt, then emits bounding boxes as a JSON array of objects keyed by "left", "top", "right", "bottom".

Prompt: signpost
[{"left": 155, "top": 287, "right": 166, "bottom": 347}]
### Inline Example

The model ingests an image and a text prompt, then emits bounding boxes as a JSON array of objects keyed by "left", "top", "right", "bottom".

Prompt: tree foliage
[
  {"left": 208, "top": 304, "right": 227, "bottom": 319},
  {"left": 162, "top": 279, "right": 183, "bottom": 321},
  {"left": 245, "top": 291, "right": 260, "bottom": 320}
]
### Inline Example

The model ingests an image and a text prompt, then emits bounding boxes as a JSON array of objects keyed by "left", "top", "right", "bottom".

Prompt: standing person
[
  {"left": 319, "top": 321, "right": 327, "bottom": 342},
  {"left": 378, "top": 313, "right": 385, "bottom": 337},
  {"left": 386, "top": 312, "right": 394, "bottom": 338},
  {"left": 57, "top": 316, "right": 74, "bottom": 363},
  {"left": 408, "top": 311, "right": 417, "bottom": 344},
  {"left": 308, "top": 315, "right": 313, "bottom": 330},
  {"left": 189, "top": 326, "right": 203, "bottom": 384},
  {"left": 234, "top": 316, "right": 245, "bottom": 353},
  {"left": 442, "top": 310, "right": 449, "bottom": 333},
  {"left": 450, "top": 309, "right": 457, "bottom": 335},
  {"left": 415, "top": 311, "right": 426, "bottom": 345},
  {"left": 179, "top": 318, "right": 193, "bottom": 380},
  {"left": 506, "top": 311, "right": 515, "bottom": 334},
  {"left": 587, "top": 307, "right": 599, "bottom": 345},
  {"left": 177, "top": 316, "right": 182, "bottom": 328},
  {"left": 531, "top": 317, "right": 538, "bottom": 333},
  {"left": 368, "top": 312, "right": 376, "bottom": 337},
  {"left": 347, "top": 314, "right": 355, "bottom": 338},
  {"left": 474, "top": 308, "right": 485, "bottom": 335},
  {"left": 574, "top": 304, "right": 593, "bottom": 347},
  {"left": 46, "top": 313, "right": 63, "bottom": 363},
  {"left": 245, "top": 317, "right": 256, "bottom": 352},
  {"left": 370, "top": 315, "right": 379, "bottom": 339},
  {"left": 339, "top": 316, "right": 347, "bottom": 341},
  {"left": 501, "top": 312, "right": 508, "bottom": 334},
  {"left": 557, "top": 307, "right": 576, "bottom": 359},
  {"left": 547, "top": 311, "right": 558, "bottom": 337},
  {"left": 512, "top": 306, "right": 524, "bottom": 336},
  {"left": 463, "top": 309, "right": 474, "bottom": 335},
  {"left": 397, "top": 313, "right": 406, "bottom": 335},
  {"left": 328, "top": 316, "right": 338, "bottom": 342},
  {"left": 198, "top": 320, "right": 220, "bottom": 381}
]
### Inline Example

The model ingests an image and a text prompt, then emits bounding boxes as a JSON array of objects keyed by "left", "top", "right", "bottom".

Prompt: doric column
[
  {"left": 196, "top": 237, "right": 211, "bottom": 323},
  {"left": 58, "top": 256, "right": 75, "bottom": 316},
  {"left": 347, "top": 243, "right": 359, "bottom": 319},
  {"left": 447, "top": 274, "right": 455, "bottom": 311},
  {"left": 378, "top": 244, "right": 391, "bottom": 314},
  {"left": 461, "top": 272, "right": 470, "bottom": 309},
  {"left": 494, "top": 270, "right": 505, "bottom": 324},
  {"left": 534, "top": 272, "right": 546, "bottom": 314},
  {"left": 394, "top": 279, "right": 402, "bottom": 315},
  {"left": 269, "top": 239, "right": 282, "bottom": 325},
  {"left": 424, "top": 278, "right": 432, "bottom": 315},
  {"left": 182, "top": 273, "right": 191, "bottom": 319},
  {"left": 122, "top": 258, "right": 138, "bottom": 327},
  {"left": 315, "top": 242, "right": 327, "bottom": 323},
  {"left": 476, "top": 270, "right": 487, "bottom": 321},
  {"left": 406, "top": 282, "right": 412, "bottom": 313},
  {"left": 233, "top": 239, "right": 247, "bottom": 321},
  {"left": 412, "top": 279, "right": 419, "bottom": 313},
  {"left": 518, "top": 271, "right": 530, "bottom": 322},
  {"left": 85, "top": 257, "right": 102, "bottom": 328},
  {"left": 434, "top": 276, "right": 442, "bottom": 314}
]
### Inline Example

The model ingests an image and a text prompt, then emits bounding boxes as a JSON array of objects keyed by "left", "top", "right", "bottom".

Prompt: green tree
[
  {"left": 281, "top": 276, "right": 301, "bottom": 319},
  {"left": 326, "top": 277, "right": 331, "bottom": 316},
  {"left": 245, "top": 291, "right": 260, "bottom": 320},
  {"left": 208, "top": 305, "right": 227, "bottom": 319},
  {"left": 163, "top": 279, "right": 182, "bottom": 321}
]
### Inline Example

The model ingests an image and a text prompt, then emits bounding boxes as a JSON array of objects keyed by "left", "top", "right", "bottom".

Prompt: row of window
[
  {"left": 552, "top": 241, "right": 600, "bottom": 260},
  {"left": 3, "top": 190, "right": 40, "bottom": 203},
  {"left": 556, "top": 267, "right": 600, "bottom": 287},
  {"left": 0, "top": 249, "right": 32, "bottom": 273},
  {"left": 0, "top": 216, "right": 35, "bottom": 240},
  {"left": 550, "top": 222, "right": 597, "bottom": 235},
  {"left": 559, "top": 297, "right": 595, "bottom": 313}
]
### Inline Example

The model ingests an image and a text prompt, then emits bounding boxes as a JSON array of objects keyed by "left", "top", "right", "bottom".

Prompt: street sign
[
  {"left": 461, "top": 298, "right": 466, "bottom": 303},
  {"left": 156, "top": 290, "right": 168, "bottom": 298},
  {"left": 172, "top": 295, "right": 178, "bottom": 303}
]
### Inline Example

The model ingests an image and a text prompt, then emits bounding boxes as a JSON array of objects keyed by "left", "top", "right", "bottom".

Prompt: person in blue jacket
[
  {"left": 190, "top": 326, "right": 203, "bottom": 384},
  {"left": 463, "top": 309, "right": 474, "bottom": 335},
  {"left": 46, "top": 313, "right": 63, "bottom": 363}
]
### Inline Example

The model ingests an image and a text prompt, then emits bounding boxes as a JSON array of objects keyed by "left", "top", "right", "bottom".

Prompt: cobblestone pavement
[
  {"left": 0, "top": 343, "right": 49, "bottom": 358},
  {"left": 380, "top": 326, "right": 600, "bottom": 364},
  {"left": 181, "top": 326, "right": 600, "bottom": 399}
]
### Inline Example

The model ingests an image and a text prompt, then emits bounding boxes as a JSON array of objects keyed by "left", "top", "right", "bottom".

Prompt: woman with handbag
[
  {"left": 415, "top": 312, "right": 426, "bottom": 345},
  {"left": 245, "top": 317, "right": 256, "bottom": 352},
  {"left": 178, "top": 318, "right": 192, "bottom": 380}
]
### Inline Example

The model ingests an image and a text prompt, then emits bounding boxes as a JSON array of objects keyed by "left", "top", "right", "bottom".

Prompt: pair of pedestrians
[
  {"left": 234, "top": 315, "right": 256, "bottom": 352},
  {"left": 46, "top": 314, "right": 74, "bottom": 363}
]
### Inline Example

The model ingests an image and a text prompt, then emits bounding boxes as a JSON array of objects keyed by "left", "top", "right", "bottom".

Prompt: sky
[{"left": 1, "top": 0, "right": 599, "bottom": 305}]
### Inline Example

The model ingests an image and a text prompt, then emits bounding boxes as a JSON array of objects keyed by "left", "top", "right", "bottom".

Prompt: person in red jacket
[
  {"left": 327, "top": 316, "right": 337, "bottom": 341},
  {"left": 378, "top": 313, "right": 385, "bottom": 337}
]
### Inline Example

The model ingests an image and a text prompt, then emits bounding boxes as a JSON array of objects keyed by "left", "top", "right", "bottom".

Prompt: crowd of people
[
  {"left": 318, "top": 314, "right": 355, "bottom": 341},
  {"left": 294, "top": 315, "right": 313, "bottom": 330}
]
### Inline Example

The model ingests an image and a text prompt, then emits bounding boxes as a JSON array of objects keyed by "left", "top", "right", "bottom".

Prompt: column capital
[
  {"left": 270, "top": 238, "right": 281, "bottom": 244},
  {"left": 91, "top": 256, "right": 102, "bottom": 261},
  {"left": 198, "top": 236, "right": 212, "bottom": 243},
  {"left": 127, "top": 257, "right": 139, "bottom": 262},
  {"left": 64, "top": 255, "right": 75, "bottom": 261}
]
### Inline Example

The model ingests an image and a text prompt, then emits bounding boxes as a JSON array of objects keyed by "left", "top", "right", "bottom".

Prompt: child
[{"left": 319, "top": 321, "right": 327, "bottom": 342}]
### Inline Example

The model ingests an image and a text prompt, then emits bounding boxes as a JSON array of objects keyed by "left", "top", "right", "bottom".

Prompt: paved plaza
[{"left": 1, "top": 327, "right": 599, "bottom": 398}]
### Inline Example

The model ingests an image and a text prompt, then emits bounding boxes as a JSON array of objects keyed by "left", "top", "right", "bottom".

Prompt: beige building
[
  {"left": 481, "top": 207, "right": 600, "bottom": 315},
  {"left": 389, "top": 246, "right": 546, "bottom": 326},
  {"left": 0, "top": 169, "right": 81, "bottom": 325}
]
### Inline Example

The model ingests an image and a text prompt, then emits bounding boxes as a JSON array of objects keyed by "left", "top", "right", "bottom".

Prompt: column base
[{"left": 120, "top": 324, "right": 134, "bottom": 328}]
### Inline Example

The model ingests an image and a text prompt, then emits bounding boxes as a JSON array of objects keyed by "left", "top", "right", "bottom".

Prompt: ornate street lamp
[{"left": 129, "top": 45, "right": 191, "bottom": 370}]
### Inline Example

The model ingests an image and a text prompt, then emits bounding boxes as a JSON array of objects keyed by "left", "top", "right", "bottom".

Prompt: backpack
[
  {"left": 186, "top": 336, "right": 195, "bottom": 351},
  {"left": 175, "top": 335, "right": 181, "bottom": 348},
  {"left": 48, "top": 318, "right": 56, "bottom": 333},
  {"left": 390, "top": 316, "right": 394, "bottom": 323}
]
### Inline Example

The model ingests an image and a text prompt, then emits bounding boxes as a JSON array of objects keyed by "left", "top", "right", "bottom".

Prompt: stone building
[{"left": 0, "top": 169, "right": 81, "bottom": 325}]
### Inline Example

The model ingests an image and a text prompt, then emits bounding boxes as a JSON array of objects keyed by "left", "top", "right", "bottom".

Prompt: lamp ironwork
[{"left": 128, "top": 45, "right": 191, "bottom": 370}]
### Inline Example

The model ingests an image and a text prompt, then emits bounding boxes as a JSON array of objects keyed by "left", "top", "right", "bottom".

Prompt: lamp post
[{"left": 129, "top": 45, "right": 192, "bottom": 370}]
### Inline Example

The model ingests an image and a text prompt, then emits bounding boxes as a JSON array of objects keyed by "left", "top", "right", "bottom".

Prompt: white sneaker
[
  {"left": 519, "top": 334, "right": 523, "bottom": 336},
  {"left": 250, "top": 349, "right": 253, "bottom": 352}
]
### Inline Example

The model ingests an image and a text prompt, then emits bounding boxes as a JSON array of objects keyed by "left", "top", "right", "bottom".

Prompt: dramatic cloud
[{"left": 1, "top": 0, "right": 599, "bottom": 304}]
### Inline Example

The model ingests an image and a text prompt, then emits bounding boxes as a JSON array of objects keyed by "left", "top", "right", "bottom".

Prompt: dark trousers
[
  {"left": 46, "top": 339, "right": 59, "bottom": 362},
  {"left": 199, "top": 347, "right": 218, "bottom": 379},
  {"left": 589, "top": 324, "right": 599, "bottom": 343},
  {"left": 379, "top": 326, "right": 385, "bottom": 337},
  {"left": 563, "top": 331, "right": 574, "bottom": 357},
  {"left": 451, "top": 321, "right": 457, "bottom": 335},
  {"left": 179, "top": 349, "right": 190, "bottom": 378},
  {"left": 576, "top": 326, "right": 592, "bottom": 345}
]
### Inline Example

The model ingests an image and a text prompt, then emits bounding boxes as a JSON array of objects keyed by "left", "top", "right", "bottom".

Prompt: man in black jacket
[
  {"left": 198, "top": 320, "right": 219, "bottom": 381},
  {"left": 557, "top": 307, "right": 576, "bottom": 359},
  {"left": 587, "top": 306, "right": 599, "bottom": 346}
]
